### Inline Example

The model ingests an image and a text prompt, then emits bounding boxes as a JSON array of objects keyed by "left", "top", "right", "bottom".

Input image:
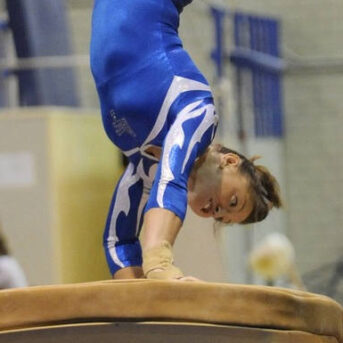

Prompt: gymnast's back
[
  {"left": 90, "top": 0, "right": 191, "bottom": 81},
  {"left": 90, "top": 0, "right": 210, "bottom": 152}
]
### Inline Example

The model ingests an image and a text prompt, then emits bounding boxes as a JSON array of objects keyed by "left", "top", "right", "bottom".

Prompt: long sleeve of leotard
[{"left": 145, "top": 82, "right": 218, "bottom": 221}]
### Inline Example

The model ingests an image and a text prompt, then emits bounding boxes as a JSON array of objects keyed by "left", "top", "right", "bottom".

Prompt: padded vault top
[{"left": 0, "top": 280, "right": 342, "bottom": 342}]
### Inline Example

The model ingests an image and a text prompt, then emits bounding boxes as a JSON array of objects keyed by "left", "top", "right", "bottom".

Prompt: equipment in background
[
  {"left": 303, "top": 256, "right": 343, "bottom": 305},
  {"left": 249, "top": 232, "right": 305, "bottom": 290}
]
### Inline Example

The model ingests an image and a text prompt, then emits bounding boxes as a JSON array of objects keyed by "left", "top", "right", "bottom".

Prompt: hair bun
[{"left": 250, "top": 155, "right": 262, "bottom": 163}]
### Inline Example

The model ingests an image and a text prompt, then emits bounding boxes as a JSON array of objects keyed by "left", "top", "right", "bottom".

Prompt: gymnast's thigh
[{"left": 91, "top": 0, "right": 209, "bottom": 150}]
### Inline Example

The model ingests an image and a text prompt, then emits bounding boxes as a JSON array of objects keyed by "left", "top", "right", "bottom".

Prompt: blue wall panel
[
  {"left": 233, "top": 13, "right": 283, "bottom": 137},
  {"left": 0, "top": 19, "right": 9, "bottom": 107},
  {"left": 5, "top": 0, "right": 79, "bottom": 106}
]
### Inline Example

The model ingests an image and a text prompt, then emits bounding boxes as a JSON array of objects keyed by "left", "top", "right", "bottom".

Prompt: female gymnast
[{"left": 90, "top": 0, "right": 282, "bottom": 280}]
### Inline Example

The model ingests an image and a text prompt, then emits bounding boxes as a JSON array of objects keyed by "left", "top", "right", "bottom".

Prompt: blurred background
[{"left": 0, "top": 0, "right": 341, "bottom": 304}]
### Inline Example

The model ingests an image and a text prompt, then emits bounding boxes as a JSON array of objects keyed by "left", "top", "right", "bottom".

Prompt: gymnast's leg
[
  {"left": 104, "top": 155, "right": 158, "bottom": 279},
  {"left": 103, "top": 162, "right": 146, "bottom": 279}
]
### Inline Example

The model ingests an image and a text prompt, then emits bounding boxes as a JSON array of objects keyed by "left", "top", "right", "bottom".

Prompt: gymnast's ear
[{"left": 219, "top": 153, "right": 241, "bottom": 169}]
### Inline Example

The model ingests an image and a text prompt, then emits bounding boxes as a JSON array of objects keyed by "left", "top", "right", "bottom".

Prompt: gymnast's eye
[{"left": 229, "top": 195, "right": 238, "bottom": 207}]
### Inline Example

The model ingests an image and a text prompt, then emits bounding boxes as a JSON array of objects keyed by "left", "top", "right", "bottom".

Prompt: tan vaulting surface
[{"left": 0, "top": 280, "right": 342, "bottom": 342}]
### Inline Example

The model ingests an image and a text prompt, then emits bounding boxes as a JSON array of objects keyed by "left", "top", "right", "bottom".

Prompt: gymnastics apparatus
[{"left": 0, "top": 280, "right": 342, "bottom": 342}]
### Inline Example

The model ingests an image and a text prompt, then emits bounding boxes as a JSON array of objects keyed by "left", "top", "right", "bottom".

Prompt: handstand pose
[{"left": 90, "top": 0, "right": 281, "bottom": 280}]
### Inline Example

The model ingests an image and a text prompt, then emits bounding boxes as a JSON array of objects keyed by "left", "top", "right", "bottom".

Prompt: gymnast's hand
[
  {"left": 142, "top": 240, "right": 200, "bottom": 282},
  {"left": 145, "top": 267, "right": 200, "bottom": 282},
  {"left": 178, "top": 276, "right": 201, "bottom": 282}
]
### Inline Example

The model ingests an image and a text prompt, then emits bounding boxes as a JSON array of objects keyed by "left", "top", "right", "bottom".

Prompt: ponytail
[{"left": 217, "top": 145, "right": 282, "bottom": 224}]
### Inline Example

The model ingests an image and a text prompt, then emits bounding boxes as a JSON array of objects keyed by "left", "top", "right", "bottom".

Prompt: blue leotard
[{"left": 90, "top": 0, "right": 218, "bottom": 275}]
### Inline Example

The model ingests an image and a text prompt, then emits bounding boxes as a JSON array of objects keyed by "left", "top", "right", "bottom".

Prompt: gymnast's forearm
[
  {"left": 140, "top": 208, "right": 182, "bottom": 250},
  {"left": 140, "top": 208, "right": 185, "bottom": 280}
]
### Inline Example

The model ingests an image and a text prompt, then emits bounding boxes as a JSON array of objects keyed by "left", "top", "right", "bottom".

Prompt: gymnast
[{"left": 90, "top": 0, "right": 282, "bottom": 281}]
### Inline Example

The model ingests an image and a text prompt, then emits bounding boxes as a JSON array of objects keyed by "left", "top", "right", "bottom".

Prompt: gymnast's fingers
[{"left": 177, "top": 276, "right": 201, "bottom": 282}]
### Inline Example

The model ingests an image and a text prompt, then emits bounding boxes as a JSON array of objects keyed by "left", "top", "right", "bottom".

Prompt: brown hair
[{"left": 218, "top": 145, "right": 282, "bottom": 224}]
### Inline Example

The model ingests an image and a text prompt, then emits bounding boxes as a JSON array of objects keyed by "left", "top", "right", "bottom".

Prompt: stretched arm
[{"left": 141, "top": 96, "right": 218, "bottom": 279}]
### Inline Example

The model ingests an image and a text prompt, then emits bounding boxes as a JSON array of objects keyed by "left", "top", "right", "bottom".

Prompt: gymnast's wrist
[{"left": 142, "top": 240, "right": 184, "bottom": 280}]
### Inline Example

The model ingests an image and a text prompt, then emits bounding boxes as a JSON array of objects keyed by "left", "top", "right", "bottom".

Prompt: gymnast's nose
[{"left": 213, "top": 204, "right": 224, "bottom": 218}]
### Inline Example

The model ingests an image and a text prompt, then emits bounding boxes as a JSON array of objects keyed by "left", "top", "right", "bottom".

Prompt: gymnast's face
[{"left": 188, "top": 153, "right": 253, "bottom": 224}]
